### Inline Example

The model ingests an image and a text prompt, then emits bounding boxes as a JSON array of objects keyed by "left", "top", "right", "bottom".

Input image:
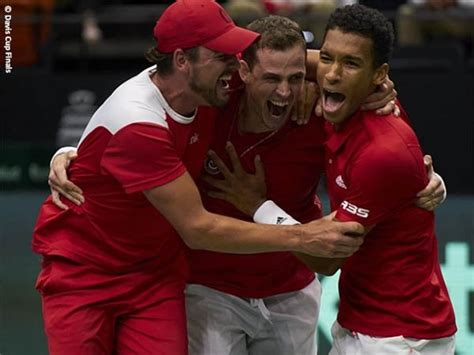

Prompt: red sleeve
[
  {"left": 335, "top": 147, "right": 425, "bottom": 226},
  {"left": 101, "top": 123, "right": 187, "bottom": 194}
]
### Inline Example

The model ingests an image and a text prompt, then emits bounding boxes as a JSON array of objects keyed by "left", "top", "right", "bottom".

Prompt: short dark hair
[
  {"left": 324, "top": 4, "right": 394, "bottom": 67},
  {"left": 145, "top": 46, "right": 200, "bottom": 76},
  {"left": 242, "top": 15, "right": 306, "bottom": 70}
]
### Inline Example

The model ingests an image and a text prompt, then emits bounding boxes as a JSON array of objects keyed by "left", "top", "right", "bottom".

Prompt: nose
[
  {"left": 325, "top": 62, "right": 341, "bottom": 83},
  {"left": 276, "top": 80, "right": 291, "bottom": 99}
]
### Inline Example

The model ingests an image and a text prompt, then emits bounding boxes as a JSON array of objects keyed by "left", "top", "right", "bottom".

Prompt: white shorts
[
  {"left": 185, "top": 278, "right": 321, "bottom": 355},
  {"left": 329, "top": 321, "right": 455, "bottom": 355}
]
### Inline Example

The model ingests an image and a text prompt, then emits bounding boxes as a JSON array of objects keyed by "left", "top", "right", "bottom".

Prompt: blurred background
[{"left": 0, "top": 0, "right": 472, "bottom": 354}]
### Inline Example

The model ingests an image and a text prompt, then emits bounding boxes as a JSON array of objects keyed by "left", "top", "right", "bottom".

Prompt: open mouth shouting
[
  {"left": 267, "top": 100, "right": 289, "bottom": 119},
  {"left": 322, "top": 88, "right": 346, "bottom": 114},
  {"left": 217, "top": 73, "right": 232, "bottom": 92}
]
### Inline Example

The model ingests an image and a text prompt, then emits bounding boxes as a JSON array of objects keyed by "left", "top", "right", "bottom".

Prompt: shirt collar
[
  {"left": 325, "top": 109, "right": 364, "bottom": 154},
  {"left": 144, "top": 66, "right": 197, "bottom": 125}
]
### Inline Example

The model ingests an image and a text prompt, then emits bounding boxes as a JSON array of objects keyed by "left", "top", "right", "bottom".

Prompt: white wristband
[
  {"left": 434, "top": 172, "right": 447, "bottom": 203},
  {"left": 253, "top": 200, "right": 300, "bottom": 225},
  {"left": 50, "top": 146, "right": 77, "bottom": 167}
]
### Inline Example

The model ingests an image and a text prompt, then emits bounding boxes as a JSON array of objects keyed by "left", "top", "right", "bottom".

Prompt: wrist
[
  {"left": 434, "top": 172, "right": 447, "bottom": 202},
  {"left": 253, "top": 200, "right": 300, "bottom": 225},
  {"left": 248, "top": 198, "right": 267, "bottom": 216},
  {"left": 50, "top": 146, "right": 77, "bottom": 167}
]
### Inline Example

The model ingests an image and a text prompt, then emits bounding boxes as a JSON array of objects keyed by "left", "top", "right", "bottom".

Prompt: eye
[
  {"left": 263, "top": 76, "right": 280, "bottom": 83},
  {"left": 289, "top": 75, "right": 304, "bottom": 84},
  {"left": 346, "top": 60, "right": 359, "bottom": 68},
  {"left": 320, "top": 55, "right": 332, "bottom": 63}
]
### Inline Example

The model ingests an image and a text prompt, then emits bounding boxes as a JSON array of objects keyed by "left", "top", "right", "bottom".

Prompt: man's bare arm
[
  {"left": 306, "top": 49, "right": 320, "bottom": 82},
  {"left": 144, "top": 171, "right": 364, "bottom": 257}
]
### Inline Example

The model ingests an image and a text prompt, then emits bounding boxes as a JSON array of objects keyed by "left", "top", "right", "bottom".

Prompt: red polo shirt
[
  {"left": 188, "top": 89, "right": 325, "bottom": 298},
  {"left": 33, "top": 67, "right": 216, "bottom": 275},
  {"left": 325, "top": 109, "right": 456, "bottom": 338}
]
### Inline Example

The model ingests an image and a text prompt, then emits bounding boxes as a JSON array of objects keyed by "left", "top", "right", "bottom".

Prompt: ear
[
  {"left": 173, "top": 49, "right": 189, "bottom": 72},
  {"left": 373, "top": 63, "right": 389, "bottom": 86},
  {"left": 239, "top": 59, "right": 251, "bottom": 84}
]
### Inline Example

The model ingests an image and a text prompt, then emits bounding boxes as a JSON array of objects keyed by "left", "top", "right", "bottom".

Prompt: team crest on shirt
[
  {"left": 189, "top": 133, "right": 199, "bottom": 145},
  {"left": 204, "top": 157, "right": 220, "bottom": 175}
]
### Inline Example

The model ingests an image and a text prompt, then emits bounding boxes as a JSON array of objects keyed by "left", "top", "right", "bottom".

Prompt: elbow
[
  {"left": 181, "top": 235, "right": 200, "bottom": 250},
  {"left": 176, "top": 212, "right": 214, "bottom": 251},
  {"left": 178, "top": 226, "right": 204, "bottom": 250}
]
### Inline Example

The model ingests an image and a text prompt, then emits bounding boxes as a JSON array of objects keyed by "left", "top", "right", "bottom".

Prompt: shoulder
[
  {"left": 101, "top": 71, "right": 168, "bottom": 132},
  {"left": 361, "top": 110, "right": 417, "bottom": 141},
  {"left": 80, "top": 70, "right": 169, "bottom": 143},
  {"left": 290, "top": 114, "right": 325, "bottom": 139}
]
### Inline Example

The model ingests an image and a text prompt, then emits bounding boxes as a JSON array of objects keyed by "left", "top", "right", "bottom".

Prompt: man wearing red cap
[
  {"left": 32, "top": 1, "right": 365, "bottom": 354},
  {"left": 45, "top": 11, "right": 446, "bottom": 355}
]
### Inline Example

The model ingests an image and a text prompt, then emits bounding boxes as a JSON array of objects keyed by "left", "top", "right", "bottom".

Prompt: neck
[
  {"left": 238, "top": 93, "right": 277, "bottom": 134},
  {"left": 150, "top": 71, "right": 200, "bottom": 116}
]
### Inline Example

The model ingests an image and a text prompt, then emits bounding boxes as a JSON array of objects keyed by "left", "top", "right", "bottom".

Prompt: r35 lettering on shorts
[{"left": 340, "top": 200, "right": 370, "bottom": 218}]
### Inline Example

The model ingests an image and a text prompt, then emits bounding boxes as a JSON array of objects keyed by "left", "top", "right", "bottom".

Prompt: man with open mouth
[
  {"left": 43, "top": 7, "right": 449, "bottom": 355},
  {"left": 209, "top": 4, "right": 456, "bottom": 355}
]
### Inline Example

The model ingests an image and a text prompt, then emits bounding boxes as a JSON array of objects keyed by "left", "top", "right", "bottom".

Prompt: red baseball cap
[{"left": 153, "top": 0, "right": 260, "bottom": 55}]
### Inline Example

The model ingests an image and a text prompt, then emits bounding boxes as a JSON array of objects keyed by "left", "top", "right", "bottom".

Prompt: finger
[
  {"left": 67, "top": 190, "right": 86, "bottom": 203},
  {"left": 375, "top": 100, "right": 396, "bottom": 116},
  {"left": 416, "top": 181, "right": 439, "bottom": 197},
  {"left": 52, "top": 153, "right": 74, "bottom": 183},
  {"left": 225, "top": 142, "right": 244, "bottom": 174},
  {"left": 417, "top": 171, "right": 441, "bottom": 199},
  {"left": 434, "top": 183, "right": 445, "bottom": 198},
  {"left": 65, "top": 151, "right": 78, "bottom": 166},
  {"left": 208, "top": 150, "right": 233, "bottom": 180},
  {"left": 53, "top": 164, "right": 72, "bottom": 186},
  {"left": 63, "top": 181, "right": 83, "bottom": 196},
  {"left": 202, "top": 175, "right": 231, "bottom": 192},
  {"left": 294, "top": 88, "right": 303, "bottom": 124},
  {"left": 207, "top": 190, "right": 233, "bottom": 203},
  {"left": 363, "top": 91, "right": 396, "bottom": 111},
  {"left": 322, "top": 211, "right": 337, "bottom": 221},
  {"left": 51, "top": 190, "right": 69, "bottom": 210},
  {"left": 416, "top": 190, "right": 443, "bottom": 208},
  {"left": 303, "top": 82, "right": 317, "bottom": 124},
  {"left": 49, "top": 174, "right": 83, "bottom": 197},
  {"left": 315, "top": 98, "right": 323, "bottom": 117},
  {"left": 337, "top": 221, "right": 365, "bottom": 237},
  {"left": 416, "top": 196, "right": 442, "bottom": 211},
  {"left": 290, "top": 104, "right": 297, "bottom": 122},
  {"left": 53, "top": 185, "right": 83, "bottom": 205},
  {"left": 48, "top": 171, "right": 60, "bottom": 187},
  {"left": 423, "top": 155, "right": 433, "bottom": 175},
  {"left": 430, "top": 195, "right": 444, "bottom": 209},
  {"left": 330, "top": 235, "right": 365, "bottom": 256},
  {"left": 51, "top": 161, "right": 82, "bottom": 195},
  {"left": 363, "top": 83, "right": 390, "bottom": 104},
  {"left": 415, "top": 196, "right": 432, "bottom": 207},
  {"left": 394, "top": 104, "right": 401, "bottom": 117},
  {"left": 254, "top": 155, "right": 265, "bottom": 180},
  {"left": 334, "top": 239, "right": 364, "bottom": 256}
]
